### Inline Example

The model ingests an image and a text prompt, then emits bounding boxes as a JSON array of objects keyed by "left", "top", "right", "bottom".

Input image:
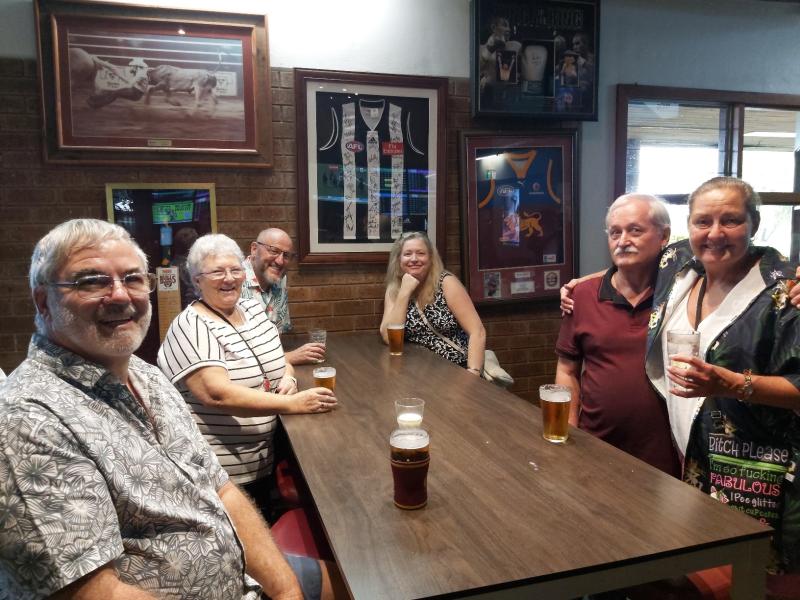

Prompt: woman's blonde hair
[{"left": 385, "top": 232, "right": 444, "bottom": 308}]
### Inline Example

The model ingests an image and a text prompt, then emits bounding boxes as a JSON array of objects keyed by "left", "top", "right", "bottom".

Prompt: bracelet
[
  {"left": 466, "top": 367, "right": 481, "bottom": 374},
  {"left": 737, "top": 369, "right": 753, "bottom": 402},
  {"left": 285, "top": 375, "right": 298, "bottom": 388}
]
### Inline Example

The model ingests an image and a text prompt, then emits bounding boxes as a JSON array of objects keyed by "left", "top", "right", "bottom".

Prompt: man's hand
[
  {"left": 790, "top": 266, "right": 800, "bottom": 308},
  {"left": 286, "top": 343, "right": 325, "bottom": 365}
]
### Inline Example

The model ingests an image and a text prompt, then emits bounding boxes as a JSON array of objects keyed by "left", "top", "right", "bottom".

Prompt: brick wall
[{"left": 0, "top": 58, "right": 561, "bottom": 403}]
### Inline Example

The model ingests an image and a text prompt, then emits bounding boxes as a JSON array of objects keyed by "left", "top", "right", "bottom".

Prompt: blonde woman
[{"left": 380, "top": 232, "right": 486, "bottom": 374}]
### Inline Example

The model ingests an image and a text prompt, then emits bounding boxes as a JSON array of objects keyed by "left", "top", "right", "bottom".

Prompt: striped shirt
[{"left": 158, "top": 298, "right": 285, "bottom": 484}]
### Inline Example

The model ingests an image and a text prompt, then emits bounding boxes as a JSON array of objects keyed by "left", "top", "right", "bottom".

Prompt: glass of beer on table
[
  {"left": 387, "top": 324, "right": 405, "bottom": 355},
  {"left": 313, "top": 366, "right": 336, "bottom": 392},
  {"left": 390, "top": 428, "right": 430, "bottom": 510},
  {"left": 540, "top": 384, "right": 571, "bottom": 443},
  {"left": 395, "top": 397, "right": 424, "bottom": 429}
]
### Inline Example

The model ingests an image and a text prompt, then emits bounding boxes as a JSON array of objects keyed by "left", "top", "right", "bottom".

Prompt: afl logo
[
  {"left": 498, "top": 185, "right": 515, "bottom": 196},
  {"left": 345, "top": 140, "right": 364, "bottom": 152}
]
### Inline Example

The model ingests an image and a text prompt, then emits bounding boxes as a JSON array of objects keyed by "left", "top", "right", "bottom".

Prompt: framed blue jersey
[{"left": 460, "top": 130, "right": 577, "bottom": 303}]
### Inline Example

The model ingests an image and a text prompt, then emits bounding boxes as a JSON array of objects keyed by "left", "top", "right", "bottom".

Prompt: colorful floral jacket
[{"left": 646, "top": 239, "right": 800, "bottom": 573}]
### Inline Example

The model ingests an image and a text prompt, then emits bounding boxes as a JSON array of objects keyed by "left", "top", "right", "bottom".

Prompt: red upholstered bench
[{"left": 271, "top": 507, "right": 333, "bottom": 561}]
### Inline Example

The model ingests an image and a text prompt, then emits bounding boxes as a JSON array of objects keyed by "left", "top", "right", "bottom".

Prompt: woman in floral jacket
[{"left": 645, "top": 177, "right": 800, "bottom": 590}]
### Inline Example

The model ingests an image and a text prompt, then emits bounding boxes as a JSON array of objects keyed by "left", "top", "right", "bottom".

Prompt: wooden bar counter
[{"left": 282, "top": 332, "right": 770, "bottom": 599}]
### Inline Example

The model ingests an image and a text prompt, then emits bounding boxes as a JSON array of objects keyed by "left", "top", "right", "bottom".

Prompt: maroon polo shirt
[{"left": 556, "top": 268, "right": 680, "bottom": 477}]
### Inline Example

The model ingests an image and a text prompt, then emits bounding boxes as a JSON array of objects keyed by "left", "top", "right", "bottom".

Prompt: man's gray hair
[
  {"left": 186, "top": 234, "right": 245, "bottom": 292},
  {"left": 605, "top": 193, "right": 671, "bottom": 231},
  {"left": 29, "top": 218, "right": 147, "bottom": 333}
]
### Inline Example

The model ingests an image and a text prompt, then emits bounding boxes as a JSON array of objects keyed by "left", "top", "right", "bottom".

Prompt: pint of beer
[
  {"left": 387, "top": 324, "right": 405, "bottom": 355},
  {"left": 539, "top": 384, "right": 571, "bottom": 443},
  {"left": 313, "top": 366, "right": 336, "bottom": 392},
  {"left": 390, "top": 428, "right": 430, "bottom": 509}
]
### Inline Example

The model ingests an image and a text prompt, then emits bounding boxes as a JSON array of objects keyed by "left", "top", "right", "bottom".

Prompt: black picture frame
[
  {"left": 295, "top": 68, "right": 447, "bottom": 264},
  {"left": 471, "top": 0, "right": 599, "bottom": 120},
  {"left": 35, "top": 0, "right": 273, "bottom": 168},
  {"left": 460, "top": 129, "right": 578, "bottom": 304}
]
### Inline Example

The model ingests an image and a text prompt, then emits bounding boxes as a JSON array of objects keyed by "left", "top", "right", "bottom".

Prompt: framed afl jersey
[
  {"left": 295, "top": 69, "right": 447, "bottom": 264},
  {"left": 460, "top": 130, "right": 577, "bottom": 304}
]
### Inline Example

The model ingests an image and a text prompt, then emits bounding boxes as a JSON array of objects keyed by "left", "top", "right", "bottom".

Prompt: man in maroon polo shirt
[{"left": 555, "top": 194, "right": 680, "bottom": 476}]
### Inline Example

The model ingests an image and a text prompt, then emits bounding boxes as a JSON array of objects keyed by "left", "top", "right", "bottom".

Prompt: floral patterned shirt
[
  {"left": 0, "top": 335, "right": 261, "bottom": 600},
  {"left": 240, "top": 257, "right": 292, "bottom": 333}
]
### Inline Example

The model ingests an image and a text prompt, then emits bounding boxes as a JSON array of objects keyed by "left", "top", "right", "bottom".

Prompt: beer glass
[
  {"left": 667, "top": 330, "right": 700, "bottom": 392},
  {"left": 387, "top": 324, "right": 405, "bottom": 355},
  {"left": 309, "top": 329, "right": 327, "bottom": 363},
  {"left": 390, "top": 428, "right": 430, "bottom": 510},
  {"left": 313, "top": 366, "right": 336, "bottom": 392},
  {"left": 395, "top": 397, "right": 424, "bottom": 429},
  {"left": 539, "top": 384, "right": 571, "bottom": 443}
]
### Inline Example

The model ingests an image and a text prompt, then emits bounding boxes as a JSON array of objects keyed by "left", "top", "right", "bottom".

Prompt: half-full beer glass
[
  {"left": 390, "top": 428, "right": 430, "bottom": 509},
  {"left": 387, "top": 324, "right": 405, "bottom": 355},
  {"left": 313, "top": 366, "right": 336, "bottom": 392},
  {"left": 540, "top": 384, "right": 571, "bottom": 443}
]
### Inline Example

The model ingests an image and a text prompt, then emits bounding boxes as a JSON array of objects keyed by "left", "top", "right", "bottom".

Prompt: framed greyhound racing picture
[
  {"left": 34, "top": 0, "right": 272, "bottom": 167},
  {"left": 460, "top": 129, "right": 578, "bottom": 304},
  {"left": 295, "top": 69, "right": 447, "bottom": 264}
]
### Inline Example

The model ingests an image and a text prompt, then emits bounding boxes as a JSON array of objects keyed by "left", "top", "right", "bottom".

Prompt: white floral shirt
[{"left": 0, "top": 335, "right": 261, "bottom": 600}]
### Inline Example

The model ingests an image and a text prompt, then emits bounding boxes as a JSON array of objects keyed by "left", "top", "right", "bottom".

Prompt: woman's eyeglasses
[{"left": 198, "top": 268, "right": 246, "bottom": 281}]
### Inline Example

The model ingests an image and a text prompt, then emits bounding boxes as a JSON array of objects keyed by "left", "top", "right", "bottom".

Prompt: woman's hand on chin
[{"left": 400, "top": 272, "right": 422, "bottom": 294}]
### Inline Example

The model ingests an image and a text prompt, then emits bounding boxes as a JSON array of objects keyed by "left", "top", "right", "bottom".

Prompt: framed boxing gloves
[{"left": 471, "top": 0, "right": 599, "bottom": 120}]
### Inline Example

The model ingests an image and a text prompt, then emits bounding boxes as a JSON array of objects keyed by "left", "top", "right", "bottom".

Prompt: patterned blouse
[
  {"left": 0, "top": 335, "right": 260, "bottom": 599},
  {"left": 404, "top": 272, "right": 469, "bottom": 367}
]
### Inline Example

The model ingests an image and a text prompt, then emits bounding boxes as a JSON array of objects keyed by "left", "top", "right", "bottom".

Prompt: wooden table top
[{"left": 282, "top": 332, "right": 770, "bottom": 599}]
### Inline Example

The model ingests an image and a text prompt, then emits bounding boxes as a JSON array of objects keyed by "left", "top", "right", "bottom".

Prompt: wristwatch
[{"left": 738, "top": 369, "right": 754, "bottom": 401}]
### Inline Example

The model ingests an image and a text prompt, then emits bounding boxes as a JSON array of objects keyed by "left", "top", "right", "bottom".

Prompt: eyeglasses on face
[
  {"left": 49, "top": 272, "right": 157, "bottom": 298},
  {"left": 255, "top": 241, "right": 296, "bottom": 262},
  {"left": 198, "top": 267, "right": 246, "bottom": 281}
]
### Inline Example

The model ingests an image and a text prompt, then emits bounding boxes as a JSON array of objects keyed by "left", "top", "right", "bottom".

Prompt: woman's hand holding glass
[{"left": 666, "top": 355, "right": 739, "bottom": 399}]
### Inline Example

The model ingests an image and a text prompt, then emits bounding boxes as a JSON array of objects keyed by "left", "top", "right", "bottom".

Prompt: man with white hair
[
  {"left": 0, "top": 219, "right": 322, "bottom": 599},
  {"left": 555, "top": 194, "right": 681, "bottom": 475}
]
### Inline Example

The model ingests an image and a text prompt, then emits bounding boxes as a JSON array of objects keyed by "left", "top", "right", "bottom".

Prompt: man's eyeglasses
[
  {"left": 255, "top": 241, "right": 297, "bottom": 262},
  {"left": 49, "top": 273, "right": 157, "bottom": 299},
  {"left": 198, "top": 267, "right": 246, "bottom": 281}
]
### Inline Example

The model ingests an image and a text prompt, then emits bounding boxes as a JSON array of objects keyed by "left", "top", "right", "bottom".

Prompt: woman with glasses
[
  {"left": 380, "top": 232, "right": 486, "bottom": 373},
  {"left": 157, "top": 234, "right": 337, "bottom": 501}
]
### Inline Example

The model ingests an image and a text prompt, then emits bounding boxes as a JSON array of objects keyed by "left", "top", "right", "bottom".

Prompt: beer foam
[
  {"left": 313, "top": 367, "right": 335, "bottom": 378},
  {"left": 397, "top": 413, "right": 423, "bottom": 428},
  {"left": 390, "top": 429, "right": 429, "bottom": 450},
  {"left": 541, "top": 392, "right": 570, "bottom": 403}
]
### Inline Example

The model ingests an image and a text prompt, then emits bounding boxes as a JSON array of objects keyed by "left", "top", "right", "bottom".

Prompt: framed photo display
[
  {"left": 471, "top": 0, "right": 599, "bottom": 120},
  {"left": 295, "top": 69, "right": 447, "bottom": 263},
  {"left": 460, "top": 130, "right": 577, "bottom": 304},
  {"left": 35, "top": 0, "right": 273, "bottom": 167}
]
